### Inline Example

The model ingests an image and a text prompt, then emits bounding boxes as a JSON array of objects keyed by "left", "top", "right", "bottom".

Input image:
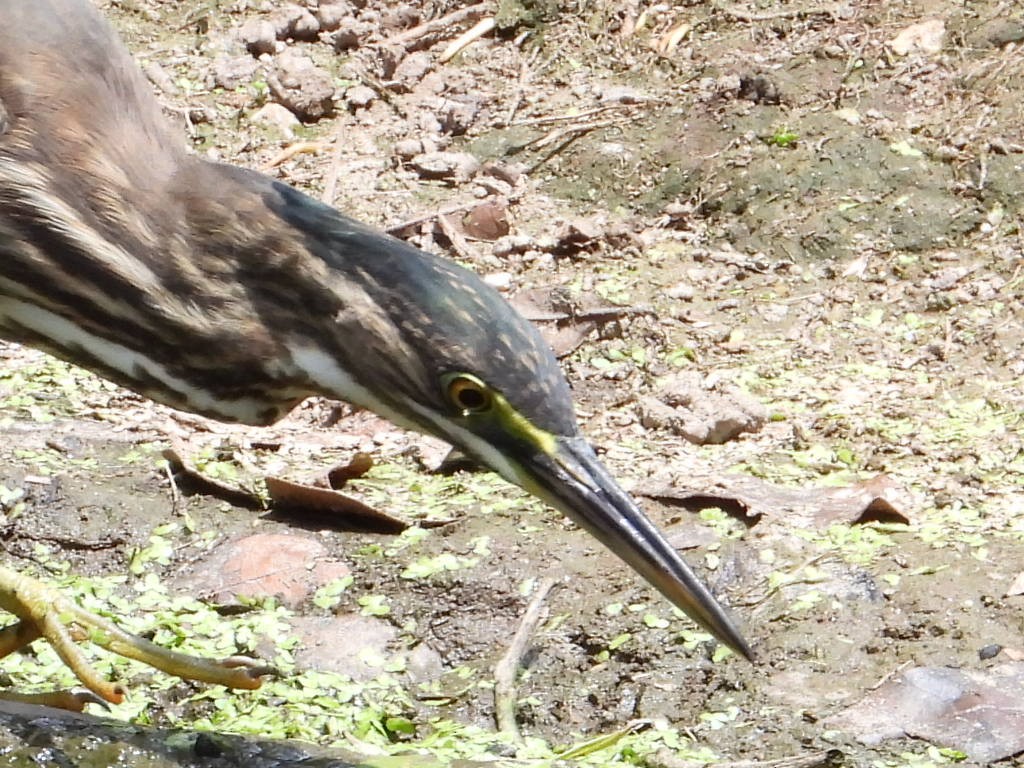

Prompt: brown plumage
[{"left": 0, "top": 0, "right": 749, "bottom": 708}]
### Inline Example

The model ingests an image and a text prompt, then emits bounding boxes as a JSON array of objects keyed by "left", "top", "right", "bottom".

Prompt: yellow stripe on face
[{"left": 489, "top": 390, "right": 558, "bottom": 457}]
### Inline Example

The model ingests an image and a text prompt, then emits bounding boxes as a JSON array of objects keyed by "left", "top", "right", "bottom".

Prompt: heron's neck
[{"left": 0, "top": 158, "right": 325, "bottom": 425}]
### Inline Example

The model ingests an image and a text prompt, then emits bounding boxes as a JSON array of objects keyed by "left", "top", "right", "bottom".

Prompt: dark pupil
[{"left": 456, "top": 385, "right": 486, "bottom": 411}]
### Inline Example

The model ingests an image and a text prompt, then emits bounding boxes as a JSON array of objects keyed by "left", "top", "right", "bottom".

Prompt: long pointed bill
[{"left": 520, "top": 436, "right": 752, "bottom": 660}]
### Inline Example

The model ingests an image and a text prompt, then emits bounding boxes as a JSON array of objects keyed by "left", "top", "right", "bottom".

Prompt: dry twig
[
  {"left": 386, "top": 199, "right": 487, "bottom": 234},
  {"left": 713, "top": 2, "right": 843, "bottom": 22},
  {"left": 503, "top": 46, "right": 542, "bottom": 126},
  {"left": 512, "top": 102, "right": 640, "bottom": 127},
  {"left": 493, "top": 577, "right": 557, "bottom": 742},
  {"left": 320, "top": 125, "right": 348, "bottom": 205},
  {"left": 262, "top": 141, "right": 330, "bottom": 170},
  {"left": 868, "top": 659, "right": 914, "bottom": 691},
  {"left": 525, "top": 118, "right": 624, "bottom": 174},
  {"left": 436, "top": 214, "right": 473, "bottom": 259},
  {"left": 439, "top": 17, "right": 496, "bottom": 63},
  {"left": 387, "top": 3, "right": 490, "bottom": 47}
]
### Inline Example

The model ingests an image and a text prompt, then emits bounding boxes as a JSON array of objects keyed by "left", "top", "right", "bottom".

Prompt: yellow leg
[{"left": 0, "top": 565, "right": 275, "bottom": 709}]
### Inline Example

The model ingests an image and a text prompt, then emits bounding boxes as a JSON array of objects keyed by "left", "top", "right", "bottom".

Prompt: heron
[{"left": 0, "top": 0, "right": 750, "bottom": 710}]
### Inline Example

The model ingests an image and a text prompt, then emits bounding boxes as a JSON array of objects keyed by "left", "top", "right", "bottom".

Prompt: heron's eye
[{"left": 444, "top": 374, "right": 492, "bottom": 414}]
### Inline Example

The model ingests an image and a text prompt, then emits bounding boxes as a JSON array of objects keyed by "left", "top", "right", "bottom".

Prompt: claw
[
  {"left": 0, "top": 565, "right": 276, "bottom": 709},
  {"left": 0, "top": 688, "right": 110, "bottom": 713}
]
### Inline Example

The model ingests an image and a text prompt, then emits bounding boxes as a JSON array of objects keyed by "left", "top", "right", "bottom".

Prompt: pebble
[
  {"left": 267, "top": 52, "right": 336, "bottom": 122},
  {"left": 344, "top": 84, "right": 376, "bottom": 109},
  {"left": 270, "top": 4, "right": 321, "bottom": 41},
  {"left": 317, "top": 2, "right": 353, "bottom": 31},
  {"left": 212, "top": 55, "right": 260, "bottom": 90},
  {"left": 250, "top": 102, "right": 301, "bottom": 138},
  {"left": 410, "top": 151, "right": 480, "bottom": 182},
  {"left": 239, "top": 19, "right": 278, "bottom": 56}
]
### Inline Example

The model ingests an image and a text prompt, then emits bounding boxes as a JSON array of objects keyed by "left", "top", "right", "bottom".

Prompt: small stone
[
  {"left": 738, "top": 74, "right": 781, "bottom": 104},
  {"left": 317, "top": 2, "right": 352, "bottom": 31},
  {"left": 716, "top": 73, "right": 742, "bottom": 97},
  {"left": 553, "top": 217, "right": 603, "bottom": 253},
  {"left": 666, "top": 282, "right": 695, "bottom": 301},
  {"left": 290, "top": 615, "right": 443, "bottom": 683},
  {"left": 599, "top": 85, "right": 649, "bottom": 104},
  {"left": 834, "top": 107, "right": 862, "bottom": 125},
  {"left": 480, "top": 161, "right": 523, "bottom": 185},
  {"left": 483, "top": 272, "right": 513, "bottom": 290},
  {"left": 392, "top": 51, "right": 433, "bottom": 90},
  {"left": 978, "top": 644, "right": 1002, "bottom": 660},
  {"left": 462, "top": 200, "right": 510, "bottom": 241},
  {"left": 267, "top": 52, "right": 335, "bottom": 122},
  {"left": 375, "top": 44, "right": 405, "bottom": 79},
  {"left": 271, "top": 4, "right": 320, "bottom": 41},
  {"left": 888, "top": 18, "right": 945, "bottom": 56},
  {"left": 333, "top": 25, "right": 364, "bottom": 52},
  {"left": 380, "top": 4, "right": 420, "bottom": 31},
  {"left": 437, "top": 97, "right": 482, "bottom": 135},
  {"left": 392, "top": 138, "right": 423, "bottom": 159},
  {"left": 290, "top": 615, "right": 396, "bottom": 681},
  {"left": 212, "top": 55, "right": 260, "bottom": 90},
  {"left": 250, "top": 102, "right": 301, "bottom": 138},
  {"left": 638, "top": 371, "right": 768, "bottom": 444},
  {"left": 410, "top": 151, "right": 480, "bottom": 183},
  {"left": 493, "top": 234, "right": 534, "bottom": 258},
  {"left": 474, "top": 177, "right": 512, "bottom": 197},
  {"left": 344, "top": 84, "right": 376, "bottom": 108},
  {"left": 239, "top": 19, "right": 277, "bottom": 56},
  {"left": 984, "top": 19, "right": 1024, "bottom": 47}
]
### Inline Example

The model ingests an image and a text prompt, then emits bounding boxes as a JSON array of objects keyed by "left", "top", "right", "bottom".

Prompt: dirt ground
[{"left": 1, "top": 0, "right": 1023, "bottom": 766}]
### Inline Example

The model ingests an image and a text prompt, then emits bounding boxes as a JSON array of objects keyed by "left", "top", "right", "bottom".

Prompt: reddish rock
[{"left": 177, "top": 533, "right": 350, "bottom": 607}]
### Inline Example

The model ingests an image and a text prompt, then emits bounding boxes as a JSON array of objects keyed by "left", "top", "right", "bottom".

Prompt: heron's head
[{"left": 266, "top": 181, "right": 751, "bottom": 659}]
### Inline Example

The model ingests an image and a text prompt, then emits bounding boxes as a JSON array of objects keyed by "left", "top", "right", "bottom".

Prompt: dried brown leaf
[
  {"left": 266, "top": 476, "right": 407, "bottom": 534},
  {"left": 825, "top": 664, "right": 1024, "bottom": 762},
  {"left": 326, "top": 452, "right": 374, "bottom": 489},
  {"left": 162, "top": 448, "right": 263, "bottom": 510},
  {"left": 638, "top": 472, "right": 910, "bottom": 527}
]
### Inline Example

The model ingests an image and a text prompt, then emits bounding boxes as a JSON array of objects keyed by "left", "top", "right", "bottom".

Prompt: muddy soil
[{"left": 1, "top": 1, "right": 1022, "bottom": 766}]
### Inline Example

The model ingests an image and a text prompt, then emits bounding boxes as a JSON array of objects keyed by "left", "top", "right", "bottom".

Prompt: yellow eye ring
[{"left": 443, "top": 373, "right": 492, "bottom": 414}]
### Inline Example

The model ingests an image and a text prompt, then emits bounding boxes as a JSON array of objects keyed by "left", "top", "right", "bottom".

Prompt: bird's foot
[
  {"left": 0, "top": 565, "right": 276, "bottom": 710},
  {"left": 0, "top": 688, "right": 109, "bottom": 713}
]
